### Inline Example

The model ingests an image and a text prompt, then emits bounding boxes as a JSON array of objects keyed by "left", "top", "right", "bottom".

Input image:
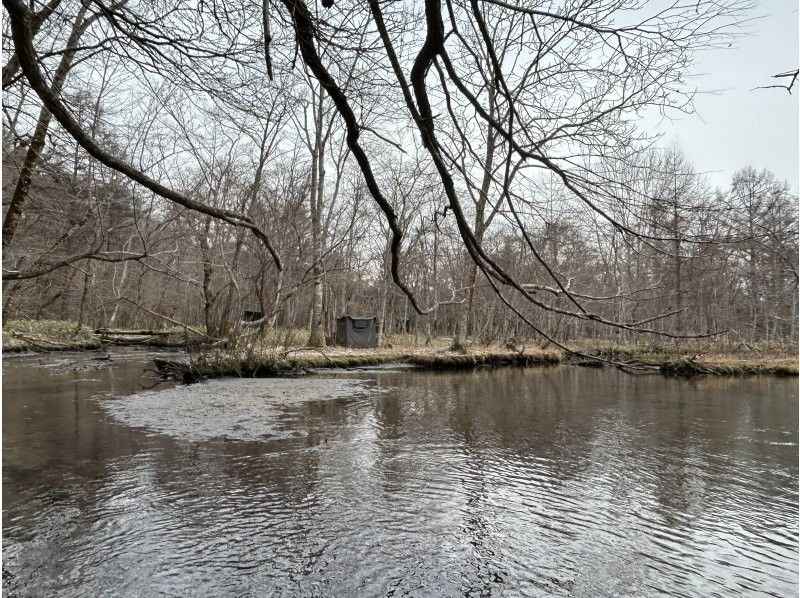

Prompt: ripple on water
[
  {"left": 3, "top": 365, "right": 798, "bottom": 597},
  {"left": 101, "top": 377, "right": 382, "bottom": 442}
]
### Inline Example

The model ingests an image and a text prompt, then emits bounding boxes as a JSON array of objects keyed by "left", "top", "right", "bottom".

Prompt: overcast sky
[{"left": 647, "top": 2, "right": 798, "bottom": 192}]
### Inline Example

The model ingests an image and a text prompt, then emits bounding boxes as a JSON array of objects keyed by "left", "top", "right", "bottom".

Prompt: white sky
[{"left": 647, "top": 2, "right": 799, "bottom": 192}]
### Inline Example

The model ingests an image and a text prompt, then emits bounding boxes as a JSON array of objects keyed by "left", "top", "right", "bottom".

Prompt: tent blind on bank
[{"left": 335, "top": 316, "right": 378, "bottom": 348}]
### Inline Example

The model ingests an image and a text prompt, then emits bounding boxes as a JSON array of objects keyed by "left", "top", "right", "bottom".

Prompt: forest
[{"left": 2, "top": 0, "right": 797, "bottom": 354}]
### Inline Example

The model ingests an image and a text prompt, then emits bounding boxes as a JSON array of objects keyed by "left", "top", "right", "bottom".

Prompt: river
[{"left": 2, "top": 349, "right": 797, "bottom": 596}]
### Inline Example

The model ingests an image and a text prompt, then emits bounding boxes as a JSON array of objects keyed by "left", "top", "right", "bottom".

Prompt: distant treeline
[
  {"left": 2, "top": 0, "right": 795, "bottom": 347},
  {"left": 3, "top": 141, "right": 796, "bottom": 346}
]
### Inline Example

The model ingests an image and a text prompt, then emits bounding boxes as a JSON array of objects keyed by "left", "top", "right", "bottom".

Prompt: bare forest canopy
[{"left": 2, "top": 0, "right": 797, "bottom": 349}]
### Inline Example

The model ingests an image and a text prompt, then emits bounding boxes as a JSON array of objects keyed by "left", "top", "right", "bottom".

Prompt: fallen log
[
  {"left": 95, "top": 328, "right": 173, "bottom": 336},
  {"left": 152, "top": 357, "right": 203, "bottom": 383}
]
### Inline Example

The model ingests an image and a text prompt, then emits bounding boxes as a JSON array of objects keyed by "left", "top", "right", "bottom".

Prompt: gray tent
[{"left": 335, "top": 316, "right": 378, "bottom": 348}]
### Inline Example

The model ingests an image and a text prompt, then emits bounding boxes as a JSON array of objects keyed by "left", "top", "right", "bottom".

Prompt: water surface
[{"left": 3, "top": 351, "right": 797, "bottom": 596}]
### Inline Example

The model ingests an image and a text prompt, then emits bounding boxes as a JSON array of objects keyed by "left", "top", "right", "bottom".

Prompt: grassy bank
[
  {"left": 186, "top": 341, "right": 796, "bottom": 380},
  {"left": 568, "top": 340, "right": 799, "bottom": 377},
  {"left": 4, "top": 320, "right": 796, "bottom": 377},
  {"left": 3, "top": 320, "right": 102, "bottom": 352},
  {"left": 179, "top": 332, "right": 796, "bottom": 379},
  {"left": 188, "top": 345, "right": 562, "bottom": 378},
  {"left": 2, "top": 319, "right": 196, "bottom": 353}
]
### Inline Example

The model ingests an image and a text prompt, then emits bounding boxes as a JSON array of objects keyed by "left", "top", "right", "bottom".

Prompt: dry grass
[
  {"left": 4, "top": 319, "right": 796, "bottom": 377},
  {"left": 568, "top": 338, "right": 797, "bottom": 357},
  {"left": 193, "top": 334, "right": 797, "bottom": 379},
  {"left": 3, "top": 319, "right": 101, "bottom": 352},
  {"left": 659, "top": 355, "right": 798, "bottom": 377},
  {"left": 191, "top": 344, "right": 562, "bottom": 377},
  {"left": 381, "top": 332, "right": 452, "bottom": 350},
  {"left": 568, "top": 339, "right": 798, "bottom": 376},
  {"left": 2, "top": 319, "right": 198, "bottom": 352}
]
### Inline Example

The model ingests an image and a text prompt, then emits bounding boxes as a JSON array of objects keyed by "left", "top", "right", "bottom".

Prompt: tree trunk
[
  {"left": 452, "top": 77, "right": 496, "bottom": 350},
  {"left": 3, "top": 1, "right": 91, "bottom": 248},
  {"left": 75, "top": 261, "right": 92, "bottom": 332},
  {"left": 378, "top": 266, "right": 388, "bottom": 347},
  {"left": 307, "top": 85, "right": 326, "bottom": 347},
  {"left": 199, "top": 217, "right": 216, "bottom": 337}
]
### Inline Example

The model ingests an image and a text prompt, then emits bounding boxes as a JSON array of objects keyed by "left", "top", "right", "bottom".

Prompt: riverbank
[
  {"left": 183, "top": 337, "right": 798, "bottom": 379},
  {"left": 166, "top": 339, "right": 794, "bottom": 380},
  {"left": 185, "top": 345, "right": 562, "bottom": 379},
  {"left": 2, "top": 320, "right": 195, "bottom": 353},
  {"left": 569, "top": 340, "right": 799, "bottom": 377},
  {"left": 3, "top": 320, "right": 796, "bottom": 377}
]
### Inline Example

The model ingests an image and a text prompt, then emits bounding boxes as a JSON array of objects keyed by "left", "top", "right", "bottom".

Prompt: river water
[{"left": 2, "top": 350, "right": 798, "bottom": 596}]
